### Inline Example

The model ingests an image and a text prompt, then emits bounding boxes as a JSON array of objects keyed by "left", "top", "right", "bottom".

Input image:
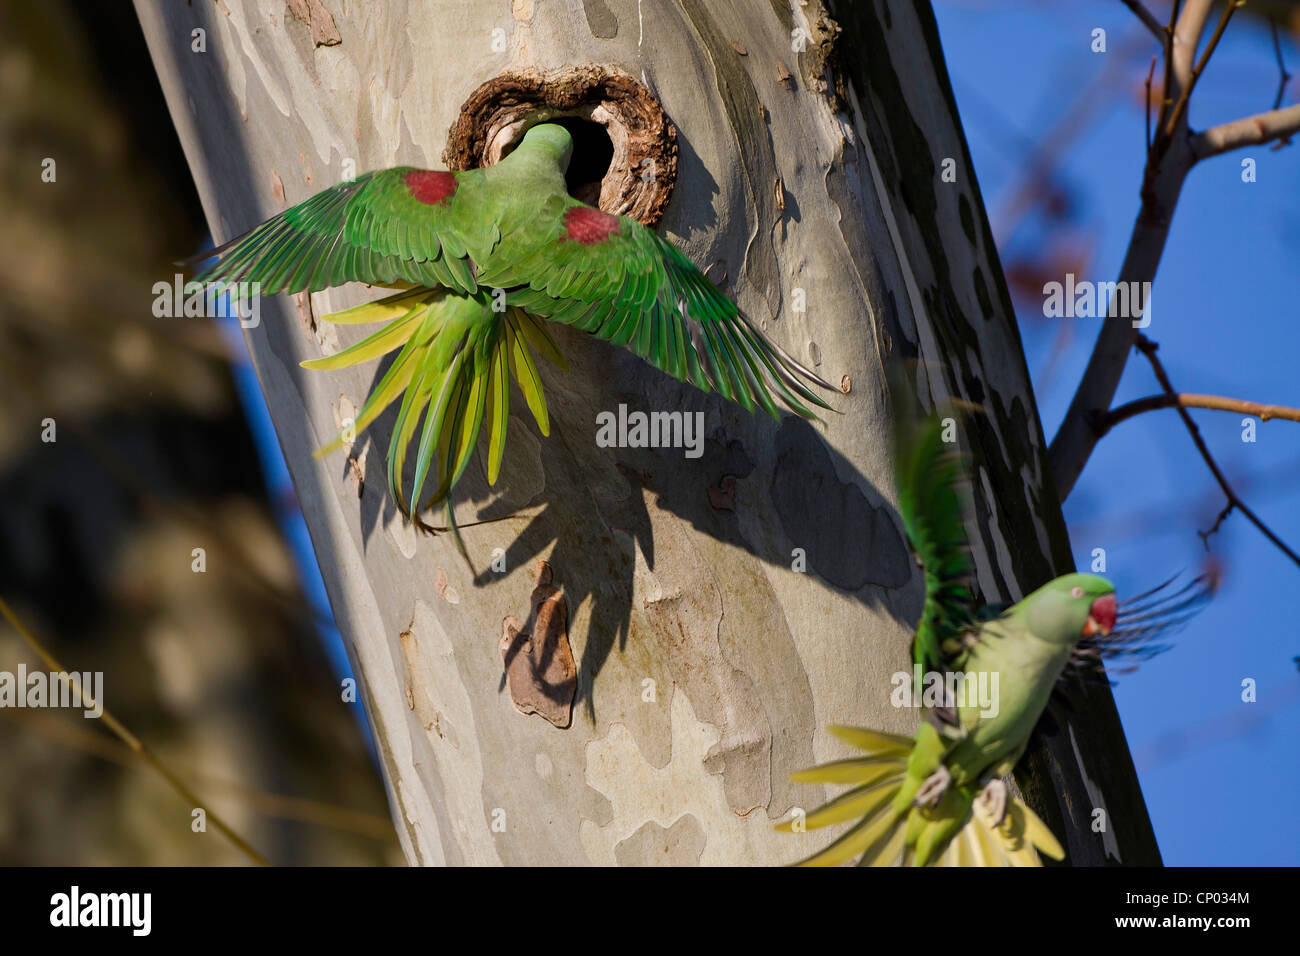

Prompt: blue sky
[
  {"left": 934, "top": 0, "right": 1299, "bottom": 865},
  {"left": 218, "top": 1, "right": 1296, "bottom": 865},
  {"left": 213, "top": 315, "right": 365, "bottom": 734}
]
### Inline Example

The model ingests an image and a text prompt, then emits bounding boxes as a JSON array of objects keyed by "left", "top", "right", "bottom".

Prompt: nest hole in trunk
[
  {"left": 551, "top": 117, "right": 614, "bottom": 206},
  {"left": 443, "top": 66, "right": 678, "bottom": 227}
]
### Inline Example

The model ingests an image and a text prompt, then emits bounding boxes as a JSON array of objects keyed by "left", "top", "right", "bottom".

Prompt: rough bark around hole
[{"left": 443, "top": 66, "right": 678, "bottom": 226}]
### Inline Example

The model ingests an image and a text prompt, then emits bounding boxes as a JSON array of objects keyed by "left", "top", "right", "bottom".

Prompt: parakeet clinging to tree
[
  {"left": 780, "top": 414, "right": 1214, "bottom": 866},
  {"left": 193, "top": 123, "right": 833, "bottom": 555}
]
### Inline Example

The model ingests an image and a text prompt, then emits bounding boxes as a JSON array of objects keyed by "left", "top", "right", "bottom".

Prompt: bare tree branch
[
  {"left": 1157, "top": 0, "right": 1185, "bottom": 139},
  {"left": 1, "top": 708, "right": 396, "bottom": 840},
  {"left": 1121, "top": 0, "right": 1165, "bottom": 41},
  {"left": 1132, "top": 335, "right": 1300, "bottom": 568},
  {"left": 1163, "top": 1, "right": 1243, "bottom": 140},
  {"left": 1171, "top": 0, "right": 1215, "bottom": 89},
  {"left": 1099, "top": 391, "right": 1300, "bottom": 435},
  {"left": 139, "top": 0, "right": 1167, "bottom": 866},
  {"left": 1050, "top": 2, "right": 1295, "bottom": 500},
  {"left": 0, "top": 596, "right": 271, "bottom": 865},
  {"left": 1048, "top": 159, "right": 1191, "bottom": 500},
  {"left": 1190, "top": 102, "right": 1300, "bottom": 159}
]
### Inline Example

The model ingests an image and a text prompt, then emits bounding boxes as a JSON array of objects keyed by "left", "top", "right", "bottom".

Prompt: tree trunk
[{"left": 135, "top": 0, "right": 1159, "bottom": 865}]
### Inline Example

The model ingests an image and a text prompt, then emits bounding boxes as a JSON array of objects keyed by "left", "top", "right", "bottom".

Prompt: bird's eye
[{"left": 1070, "top": 586, "right": 1084, "bottom": 599}]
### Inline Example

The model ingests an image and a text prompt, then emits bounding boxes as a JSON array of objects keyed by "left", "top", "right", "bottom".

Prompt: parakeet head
[
  {"left": 518, "top": 123, "right": 574, "bottom": 172},
  {"left": 1024, "top": 573, "right": 1116, "bottom": 646}
]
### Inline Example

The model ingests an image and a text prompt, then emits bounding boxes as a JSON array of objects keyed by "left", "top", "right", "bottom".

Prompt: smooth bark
[{"left": 136, "top": 0, "right": 1159, "bottom": 865}]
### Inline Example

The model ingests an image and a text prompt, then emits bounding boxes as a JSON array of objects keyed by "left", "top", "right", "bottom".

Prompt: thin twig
[
  {"left": 0, "top": 596, "right": 272, "bottom": 866},
  {"left": 1271, "top": 21, "right": 1293, "bottom": 114},
  {"left": 1099, "top": 391, "right": 1300, "bottom": 435},
  {"left": 1199, "top": 501, "right": 1234, "bottom": 548},
  {"left": 1187, "top": 21, "right": 1297, "bottom": 159},
  {"left": 1, "top": 707, "right": 395, "bottom": 841},
  {"left": 1157, "top": 0, "right": 1186, "bottom": 138},
  {"left": 1050, "top": 2, "right": 1295, "bottom": 499},
  {"left": 1121, "top": 0, "right": 1165, "bottom": 41},
  {"left": 1133, "top": 335, "right": 1300, "bottom": 567},
  {"left": 1068, "top": 454, "right": 1300, "bottom": 544},
  {"left": 1163, "top": 0, "right": 1243, "bottom": 140}
]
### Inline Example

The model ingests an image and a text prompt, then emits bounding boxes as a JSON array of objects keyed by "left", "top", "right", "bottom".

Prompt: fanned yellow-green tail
[
  {"left": 778, "top": 725, "right": 1064, "bottom": 867},
  {"left": 190, "top": 123, "right": 835, "bottom": 561},
  {"left": 306, "top": 287, "right": 564, "bottom": 556}
]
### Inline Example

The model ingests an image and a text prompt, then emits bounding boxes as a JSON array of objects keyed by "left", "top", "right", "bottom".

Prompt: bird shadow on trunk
[
  {"left": 153, "top": 0, "right": 920, "bottom": 732},
  {"left": 345, "top": 328, "right": 919, "bottom": 725}
]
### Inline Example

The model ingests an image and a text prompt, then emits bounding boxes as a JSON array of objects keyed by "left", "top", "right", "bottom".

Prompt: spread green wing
[
  {"left": 502, "top": 197, "right": 833, "bottom": 421},
  {"left": 897, "top": 416, "right": 979, "bottom": 674},
  {"left": 193, "top": 166, "right": 497, "bottom": 295}
]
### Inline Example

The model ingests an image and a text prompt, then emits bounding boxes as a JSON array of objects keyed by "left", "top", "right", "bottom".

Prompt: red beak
[{"left": 1084, "top": 593, "right": 1117, "bottom": 637}]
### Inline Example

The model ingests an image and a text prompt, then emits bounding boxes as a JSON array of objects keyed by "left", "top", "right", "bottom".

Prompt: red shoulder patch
[
  {"left": 404, "top": 169, "right": 457, "bottom": 206},
  {"left": 563, "top": 206, "right": 621, "bottom": 245}
]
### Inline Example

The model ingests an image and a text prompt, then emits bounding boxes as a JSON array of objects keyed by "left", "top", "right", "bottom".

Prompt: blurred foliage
[{"left": 0, "top": 0, "right": 399, "bottom": 864}]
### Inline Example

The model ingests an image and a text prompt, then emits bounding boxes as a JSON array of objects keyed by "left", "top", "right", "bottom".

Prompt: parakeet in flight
[
  {"left": 192, "top": 123, "right": 832, "bottom": 554},
  {"left": 780, "top": 415, "right": 1214, "bottom": 866}
]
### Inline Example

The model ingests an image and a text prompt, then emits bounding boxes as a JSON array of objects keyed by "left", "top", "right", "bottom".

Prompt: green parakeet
[
  {"left": 780, "top": 416, "right": 1214, "bottom": 866},
  {"left": 193, "top": 123, "right": 832, "bottom": 553}
]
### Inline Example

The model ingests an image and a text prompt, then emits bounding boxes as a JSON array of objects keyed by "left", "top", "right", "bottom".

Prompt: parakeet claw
[
  {"left": 978, "top": 777, "right": 1008, "bottom": 826},
  {"left": 914, "top": 764, "right": 952, "bottom": 807}
]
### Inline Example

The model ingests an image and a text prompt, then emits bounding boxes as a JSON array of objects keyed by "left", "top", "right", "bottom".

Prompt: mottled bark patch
[
  {"left": 614, "top": 815, "right": 706, "bottom": 866},
  {"left": 678, "top": 0, "right": 783, "bottom": 317},
  {"left": 285, "top": 0, "right": 341, "bottom": 47},
  {"left": 500, "top": 561, "right": 576, "bottom": 728},
  {"left": 434, "top": 567, "right": 459, "bottom": 604},
  {"left": 580, "top": 0, "right": 618, "bottom": 38}
]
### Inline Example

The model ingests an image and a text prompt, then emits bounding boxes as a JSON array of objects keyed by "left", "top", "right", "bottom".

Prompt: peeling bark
[
  {"left": 135, "top": 0, "right": 1158, "bottom": 865},
  {"left": 501, "top": 561, "right": 576, "bottom": 728}
]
